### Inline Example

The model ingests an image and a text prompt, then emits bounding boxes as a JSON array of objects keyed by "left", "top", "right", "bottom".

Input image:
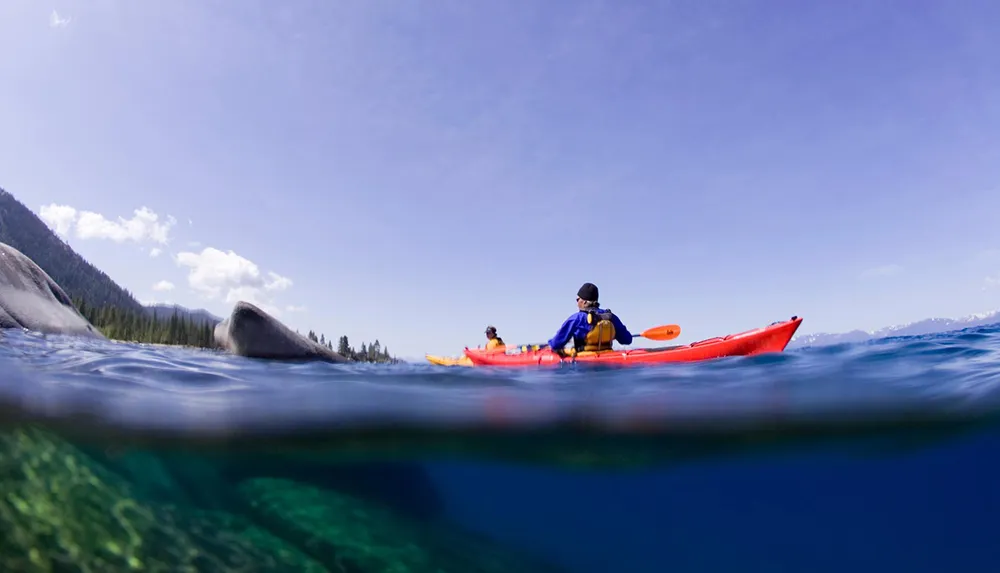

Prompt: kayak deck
[
  {"left": 463, "top": 316, "right": 803, "bottom": 367},
  {"left": 426, "top": 347, "right": 509, "bottom": 367},
  {"left": 425, "top": 354, "right": 474, "bottom": 367}
]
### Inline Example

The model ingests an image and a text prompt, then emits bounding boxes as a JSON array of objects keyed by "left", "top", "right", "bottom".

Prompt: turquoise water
[{"left": 2, "top": 323, "right": 1000, "bottom": 571}]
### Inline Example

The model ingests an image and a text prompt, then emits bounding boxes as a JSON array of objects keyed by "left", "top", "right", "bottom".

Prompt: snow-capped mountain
[{"left": 789, "top": 310, "right": 1000, "bottom": 348}]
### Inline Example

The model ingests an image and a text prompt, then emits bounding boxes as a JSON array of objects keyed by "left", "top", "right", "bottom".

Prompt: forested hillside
[
  {"left": 0, "top": 188, "right": 144, "bottom": 312},
  {"left": 74, "top": 297, "right": 216, "bottom": 348},
  {"left": 144, "top": 303, "right": 221, "bottom": 325}
]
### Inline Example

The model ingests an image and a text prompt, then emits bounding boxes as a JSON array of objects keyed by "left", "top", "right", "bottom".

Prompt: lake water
[{"left": 2, "top": 323, "right": 1000, "bottom": 572}]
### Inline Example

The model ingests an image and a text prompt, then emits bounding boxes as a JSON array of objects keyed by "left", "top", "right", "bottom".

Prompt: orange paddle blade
[{"left": 638, "top": 324, "right": 681, "bottom": 341}]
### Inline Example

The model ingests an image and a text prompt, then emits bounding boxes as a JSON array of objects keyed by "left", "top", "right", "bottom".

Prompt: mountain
[
  {"left": 144, "top": 303, "right": 222, "bottom": 326},
  {"left": 0, "top": 187, "right": 145, "bottom": 312},
  {"left": 789, "top": 310, "right": 1000, "bottom": 348},
  {"left": 0, "top": 186, "right": 398, "bottom": 360}
]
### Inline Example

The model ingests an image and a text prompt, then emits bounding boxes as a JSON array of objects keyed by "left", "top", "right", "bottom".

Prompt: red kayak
[{"left": 463, "top": 316, "right": 803, "bottom": 367}]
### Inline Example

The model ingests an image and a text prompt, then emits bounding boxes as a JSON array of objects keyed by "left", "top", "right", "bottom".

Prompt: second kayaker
[
  {"left": 546, "top": 282, "right": 633, "bottom": 355},
  {"left": 485, "top": 325, "right": 506, "bottom": 350}
]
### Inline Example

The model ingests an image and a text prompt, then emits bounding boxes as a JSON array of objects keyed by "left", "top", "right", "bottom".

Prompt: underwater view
[
  {"left": 4, "top": 1, "right": 1000, "bottom": 571},
  {"left": 4, "top": 321, "right": 1000, "bottom": 572}
]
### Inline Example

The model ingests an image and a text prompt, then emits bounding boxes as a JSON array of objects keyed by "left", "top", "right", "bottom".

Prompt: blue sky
[{"left": 1, "top": 1, "right": 999, "bottom": 361}]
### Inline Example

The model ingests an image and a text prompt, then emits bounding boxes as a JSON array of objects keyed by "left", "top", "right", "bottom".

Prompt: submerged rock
[
  {"left": 0, "top": 242, "right": 103, "bottom": 338},
  {"left": 0, "top": 426, "right": 568, "bottom": 573},
  {"left": 85, "top": 446, "right": 446, "bottom": 521},
  {"left": 239, "top": 477, "right": 569, "bottom": 573},
  {"left": 214, "top": 301, "right": 348, "bottom": 362},
  {"left": 220, "top": 456, "right": 447, "bottom": 521},
  {"left": 76, "top": 445, "right": 244, "bottom": 514},
  {"left": 0, "top": 426, "right": 326, "bottom": 572}
]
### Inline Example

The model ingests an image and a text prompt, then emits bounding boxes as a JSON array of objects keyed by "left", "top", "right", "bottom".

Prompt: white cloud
[
  {"left": 174, "top": 247, "right": 293, "bottom": 315},
  {"left": 265, "top": 272, "right": 292, "bottom": 291},
  {"left": 153, "top": 280, "right": 175, "bottom": 292},
  {"left": 859, "top": 264, "right": 902, "bottom": 279},
  {"left": 985, "top": 276, "right": 1000, "bottom": 290},
  {"left": 39, "top": 204, "right": 77, "bottom": 236},
  {"left": 49, "top": 10, "right": 71, "bottom": 28},
  {"left": 149, "top": 247, "right": 162, "bottom": 257},
  {"left": 38, "top": 203, "right": 178, "bottom": 245},
  {"left": 286, "top": 305, "right": 306, "bottom": 312},
  {"left": 77, "top": 207, "right": 176, "bottom": 244}
]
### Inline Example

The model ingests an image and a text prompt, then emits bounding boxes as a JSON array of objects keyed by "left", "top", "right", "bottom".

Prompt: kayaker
[
  {"left": 546, "top": 282, "right": 633, "bottom": 355},
  {"left": 485, "top": 325, "right": 506, "bottom": 350}
]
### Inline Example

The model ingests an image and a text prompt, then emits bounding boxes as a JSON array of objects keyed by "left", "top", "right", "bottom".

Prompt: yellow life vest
[
  {"left": 579, "top": 309, "right": 616, "bottom": 352},
  {"left": 486, "top": 337, "right": 505, "bottom": 350}
]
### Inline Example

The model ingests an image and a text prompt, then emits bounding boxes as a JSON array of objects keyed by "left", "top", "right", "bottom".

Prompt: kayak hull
[{"left": 463, "top": 316, "right": 804, "bottom": 368}]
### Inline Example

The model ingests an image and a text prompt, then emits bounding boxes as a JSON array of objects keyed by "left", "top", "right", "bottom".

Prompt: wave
[{"left": 3, "top": 323, "right": 1000, "bottom": 469}]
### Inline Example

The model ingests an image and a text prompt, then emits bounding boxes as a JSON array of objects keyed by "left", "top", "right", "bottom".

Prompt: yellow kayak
[{"left": 425, "top": 354, "right": 474, "bottom": 367}]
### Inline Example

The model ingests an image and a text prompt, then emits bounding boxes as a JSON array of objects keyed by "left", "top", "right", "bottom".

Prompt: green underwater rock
[
  {"left": 0, "top": 426, "right": 568, "bottom": 572},
  {"left": 0, "top": 426, "right": 326, "bottom": 572},
  {"left": 239, "top": 477, "right": 567, "bottom": 573}
]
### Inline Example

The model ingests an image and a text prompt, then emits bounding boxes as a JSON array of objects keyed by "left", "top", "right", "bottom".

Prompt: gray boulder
[
  {"left": 0, "top": 243, "right": 103, "bottom": 338},
  {"left": 214, "top": 301, "right": 348, "bottom": 362}
]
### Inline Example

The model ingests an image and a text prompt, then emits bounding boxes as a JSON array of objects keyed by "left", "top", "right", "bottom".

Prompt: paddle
[
  {"left": 513, "top": 324, "right": 682, "bottom": 352},
  {"left": 636, "top": 323, "right": 682, "bottom": 341}
]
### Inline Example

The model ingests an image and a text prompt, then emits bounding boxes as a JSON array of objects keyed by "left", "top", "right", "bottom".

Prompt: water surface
[{"left": 2, "top": 324, "right": 1000, "bottom": 571}]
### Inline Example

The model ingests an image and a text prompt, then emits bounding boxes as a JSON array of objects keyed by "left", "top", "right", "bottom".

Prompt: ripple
[{"left": 1, "top": 325, "right": 1000, "bottom": 448}]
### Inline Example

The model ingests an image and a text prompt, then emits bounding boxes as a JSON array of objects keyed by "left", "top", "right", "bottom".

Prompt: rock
[
  {"left": 1, "top": 426, "right": 564, "bottom": 572},
  {"left": 219, "top": 456, "right": 447, "bottom": 521},
  {"left": 239, "top": 477, "right": 570, "bottom": 573},
  {"left": 0, "top": 427, "right": 328, "bottom": 572},
  {"left": 0, "top": 242, "right": 103, "bottom": 338},
  {"left": 214, "top": 301, "right": 348, "bottom": 362}
]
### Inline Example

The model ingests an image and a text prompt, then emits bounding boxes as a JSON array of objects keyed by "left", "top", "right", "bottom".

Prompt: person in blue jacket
[{"left": 547, "top": 282, "right": 633, "bottom": 355}]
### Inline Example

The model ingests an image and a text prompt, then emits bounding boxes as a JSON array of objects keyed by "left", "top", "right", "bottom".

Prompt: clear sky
[{"left": 2, "top": 1, "right": 999, "bottom": 361}]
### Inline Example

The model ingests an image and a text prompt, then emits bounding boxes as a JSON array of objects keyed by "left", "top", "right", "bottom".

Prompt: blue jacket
[{"left": 547, "top": 308, "right": 633, "bottom": 351}]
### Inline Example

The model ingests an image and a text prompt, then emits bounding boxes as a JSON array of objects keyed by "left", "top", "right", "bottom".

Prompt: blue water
[{"left": 3, "top": 323, "right": 1000, "bottom": 572}]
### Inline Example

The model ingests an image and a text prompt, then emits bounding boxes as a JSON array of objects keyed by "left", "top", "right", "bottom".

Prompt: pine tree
[
  {"left": 338, "top": 335, "right": 350, "bottom": 356},
  {"left": 70, "top": 301, "right": 220, "bottom": 349}
]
